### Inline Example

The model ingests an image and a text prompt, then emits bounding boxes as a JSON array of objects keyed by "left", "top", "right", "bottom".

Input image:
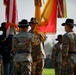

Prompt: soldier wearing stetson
[
  {"left": 12, "top": 19, "right": 40, "bottom": 75},
  {"left": 0, "top": 22, "right": 6, "bottom": 75},
  {"left": 29, "top": 17, "right": 46, "bottom": 75},
  {"left": 61, "top": 18, "right": 76, "bottom": 75},
  {"left": 51, "top": 34, "right": 62, "bottom": 75},
  {"left": 0, "top": 22, "right": 6, "bottom": 54}
]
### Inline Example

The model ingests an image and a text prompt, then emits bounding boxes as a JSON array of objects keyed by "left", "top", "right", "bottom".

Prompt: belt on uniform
[
  {"left": 15, "top": 50, "right": 30, "bottom": 54},
  {"left": 68, "top": 52, "right": 76, "bottom": 54}
]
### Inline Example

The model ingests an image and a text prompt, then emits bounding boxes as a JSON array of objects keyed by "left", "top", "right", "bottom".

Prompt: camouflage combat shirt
[
  {"left": 62, "top": 31, "right": 76, "bottom": 63},
  {"left": 12, "top": 31, "right": 40, "bottom": 62}
]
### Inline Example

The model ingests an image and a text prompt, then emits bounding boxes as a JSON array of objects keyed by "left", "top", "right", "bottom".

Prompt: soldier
[
  {"left": 0, "top": 22, "right": 14, "bottom": 75},
  {"left": 12, "top": 19, "right": 40, "bottom": 75},
  {"left": 61, "top": 18, "right": 76, "bottom": 75},
  {"left": 51, "top": 34, "right": 62, "bottom": 75},
  {"left": 0, "top": 22, "right": 6, "bottom": 75},
  {"left": 29, "top": 17, "right": 46, "bottom": 75}
]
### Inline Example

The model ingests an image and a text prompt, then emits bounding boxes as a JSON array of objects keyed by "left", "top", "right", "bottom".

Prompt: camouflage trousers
[
  {"left": 62, "top": 54, "right": 76, "bottom": 75},
  {"left": 31, "top": 59, "right": 44, "bottom": 75},
  {"left": 54, "top": 62, "right": 62, "bottom": 75},
  {"left": 62, "top": 62, "right": 75, "bottom": 75},
  {"left": 14, "top": 61, "right": 31, "bottom": 75}
]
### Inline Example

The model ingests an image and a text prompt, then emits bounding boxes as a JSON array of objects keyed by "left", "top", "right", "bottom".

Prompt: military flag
[
  {"left": 34, "top": 0, "right": 42, "bottom": 22},
  {"left": 36, "top": 0, "right": 67, "bottom": 33},
  {"left": 38, "top": 0, "right": 58, "bottom": 33},
  {"left": 4, "top": 0, "right": 18, "bottom": 37},
  {"left": 57, "top": 0, "right": 67, "bottom": 18}
]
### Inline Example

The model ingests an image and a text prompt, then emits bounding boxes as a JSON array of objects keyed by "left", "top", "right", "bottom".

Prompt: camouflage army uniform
[
  {"left": 51, "top": 42, "right": 62, "bottom": 75},
  {"left": 62, "top": 31, "right": 76, "bottom": 75},
  {"left": 31, "top": 32, "right": 46, "bottom": 75},
  {"left": 12, "top": 31, "right": 40, "bottom": 75}
]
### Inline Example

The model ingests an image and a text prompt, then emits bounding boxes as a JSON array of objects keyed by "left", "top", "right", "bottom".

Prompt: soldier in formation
[
  {"left": 29, "top": 17, "right": 46, "bottom": 75},
  {"left": 61, "top": 18, "right": 76, "bottom": 75},
  {"left": 12, "top": 19, "right": 41, "bottom": 75},
  {"left": 51, "top": 34, "right": 62, "bottom": 75},
  {"left": 0, "top": 22, "right": 6, "bottom": 75}
]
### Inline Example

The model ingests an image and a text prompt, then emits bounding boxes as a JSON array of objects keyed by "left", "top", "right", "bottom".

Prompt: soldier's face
[
  {"left": 31, "top": 24, "right": 36, "bottom": 30},
  {"left": 59, "top": 38, "right": 62, "bottom": 43},
  {"left": 64, "top": 25, "right": 69, "bottom": 32}
]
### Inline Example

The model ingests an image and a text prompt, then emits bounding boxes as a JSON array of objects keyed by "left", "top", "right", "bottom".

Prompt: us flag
[{"left": 4, "top": 0, "right": 18, "bottom": 37}]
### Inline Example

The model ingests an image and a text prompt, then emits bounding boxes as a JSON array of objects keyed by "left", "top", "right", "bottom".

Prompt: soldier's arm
[
  {"left": 33, "top": 30, "right": 47, "bottom": 41},
  {"left": 32, "top": 34, "right": 41, "bottom": 45},
  {"left": 12, "top": 37, "right": 18, "bottom": 52},
  {"left": 37, "top": 33, "right": 47, "bottom": 42},
  {"left": 51, "top": 45, "right": 57, "bottom": 63},
  {"left": 62, "top": 35, "right": 70, "bottom": 64}
]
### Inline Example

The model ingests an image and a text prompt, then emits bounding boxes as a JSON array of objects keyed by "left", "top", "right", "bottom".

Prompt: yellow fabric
[
  {"left": 35, "top": 5, "right": 41, "bottom": 22},
  {"left": 41, "top": 0, "right": 55, "bottom": 22},
  {"left": 34, "top": 0, "right": 42, "bottom": 34},
  {"left": 34, "top": 0, "right": 42, "bottom": 22},
  {"left": 63, "top": 0, "right": 67, "bottom": 18},
  {"left": 34, "top": 0, "right": 42, "bottom": 7}
]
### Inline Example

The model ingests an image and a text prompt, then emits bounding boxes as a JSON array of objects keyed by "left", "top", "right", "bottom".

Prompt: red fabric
[
  {"left": 4, "top": 0, "right": 18, "bottom": 36},
  {"left": 57, "top": 0, "right": 64, "bottom": 18},
  {"left": 38, "top": 0, "right": 58, "bottom": 33},
  {"left": 57, "top": 0, "right": 67, "bottom": 18}
]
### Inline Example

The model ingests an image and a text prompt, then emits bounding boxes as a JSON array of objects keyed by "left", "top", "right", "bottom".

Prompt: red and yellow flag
[
  {"left": 38, "top": 0, "right": 58, "bottom": 33},
  {"left": 4, "top": 0, "right": 18, "bottom": 36},
  {"left": 36, "top": 0, "right": 67, "bottom": 33}
]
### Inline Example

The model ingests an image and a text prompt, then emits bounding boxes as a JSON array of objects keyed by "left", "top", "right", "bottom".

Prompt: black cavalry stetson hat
[
  {"left": 29, "top": 17, "right": 38, "bottom": 24},
  {"left": 18, "top": 19, "right": 30, "bottom": 28},
  {"left": 0, "top": 22, "right": 6, "bottom": 30},
  {"left": 62, "top": 18, "right": 76, "bottom": 26},
  {"left": 55, "top": 35, "right": 62, "bottom": 41}
]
